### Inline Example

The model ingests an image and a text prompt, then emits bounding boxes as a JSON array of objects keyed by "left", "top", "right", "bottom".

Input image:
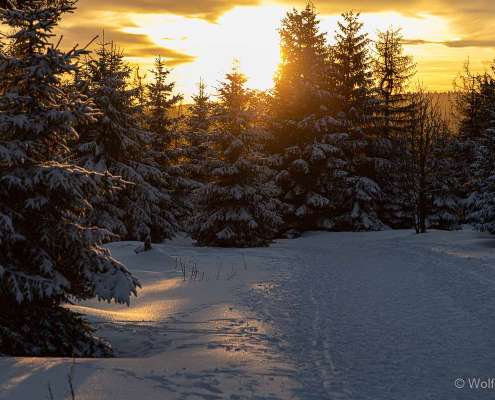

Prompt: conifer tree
[
  {"left": 371, "top": 27, "right": 416, "bottom": 228},
  {"left": 270, "top": 3, "right": 347, "bottom": 234},
  {"left": 456, "top": 62, "right": 495, "bottom": 142},
  {"left": 371, "top": 28, "right": 416, "bottom": 138},
  {"left": 131, "top": 65, "right": 147, "bottom": 128},
  {"left": 273, "top": 2, "right": 333, "bottom": 125},
  {"left": 184, "top": 78, "right": 213, "bottom": 183},
  {"left": 332, "top": 11, "right": 372, "bottom": 119},
  {"left": 0, "top": 0, "right": 138, "bottom": 356},
  {"left": 191, "top": 65, "right": 282, "bottom": 246},
  {"left": 468, "top": 101, "right": 495, "bottom": 233},
  {"left": 329, "top": 11, "right": 387, "bottom": 231},
  {"left": 318, "top": 124, "right": 388, "bottom": 232},
  {"left": 145, "top": 56, "right": 183, "bottom": 149},
  {"left": 77, "top": 43, "right": 179, "bottom": 244},
  {"left": 454, "top": 62, "right": 495, "bottom": 205},
  {"left": 188, "top": 78, "right": 212, "bottom": 133},
  {"left": 143, "top": 56, "right": 192, "bottom": 226},
  {"left": 429, "top": 134, "right": 463, "bottom": 231}
]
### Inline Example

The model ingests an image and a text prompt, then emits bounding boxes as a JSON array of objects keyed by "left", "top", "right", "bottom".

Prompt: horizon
[{"left": 56, "top": 0, "right": 495, "bottom": 100}]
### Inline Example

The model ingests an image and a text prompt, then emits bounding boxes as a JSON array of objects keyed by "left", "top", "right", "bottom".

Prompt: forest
[{"left": 1, "top": 0, "right": 495, "bottom": 360}]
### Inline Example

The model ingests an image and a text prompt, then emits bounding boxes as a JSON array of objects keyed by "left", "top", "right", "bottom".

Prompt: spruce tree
[
  {"left": 429, "top": 134, "right": 462, "bottom": 231},
  {"left": 371, "top": 27, "right": 416, "bottom": 228},
  {"left": 329, "top": 128, "right": 389, "bottom": 231},
  {"left": 456, "top": 62, "right": 495, "bottom": 142},
  {"left": 184, "top": 78, "right": 213, "bottom": 184},
  {"left": 371, "top": 28, "right": 416, "bottom": 138},
  {"left": 0, "top": 0, "right": 138, "bottom": 356},
  {"left": 455, "top": 62, "right": 495, "bottom": 208},
  {"left": 329, "top": 11, "right": 387, "bottom": 231},
  {"left": 191, "top": 66, "right": 282, "bottom": 247},
  {"left": 270, "top": 3, "right": 347, "bottom": 234},
  {"left": 468, "top": 101, "right": 495, "bottom": 233},
  {"left": 145, "top": 56, "right": 183, "bottom": 149},
  {"left": 273, "top": 2, "right": 334, "bottom": 125},
  {"left": 332, "top": 11, "right": 373, "bottom": 119},
  {"left": 144, "top": 56, "right": 191, "bottom": 228},
  {"left": 77, "top": 43, "right": 179, "bottom": 244}
]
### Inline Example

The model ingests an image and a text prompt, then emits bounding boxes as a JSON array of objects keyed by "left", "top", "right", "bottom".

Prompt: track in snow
[{"left": 252, "top": 229, "right": 495, "bottom": 399}]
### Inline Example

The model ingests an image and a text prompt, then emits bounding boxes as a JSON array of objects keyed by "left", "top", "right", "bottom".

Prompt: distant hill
[
  {"left": 428, "top": 92, "right": 458, "bottom": 131},
  {"left": 174, "top": 92, "right": 461, "bottom": 133}
]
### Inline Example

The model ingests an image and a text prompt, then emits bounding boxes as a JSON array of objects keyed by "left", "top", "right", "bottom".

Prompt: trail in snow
[
  {"left": 252, "top": 229, "right": 495, "bottom": 399},
  {"left": 2, "top": 229, "right": 495, "bottom": 399}
]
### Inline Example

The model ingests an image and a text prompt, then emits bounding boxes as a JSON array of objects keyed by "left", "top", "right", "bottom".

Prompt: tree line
[{"left": 1, "top": 0, "right": 493, "bottom": 356}]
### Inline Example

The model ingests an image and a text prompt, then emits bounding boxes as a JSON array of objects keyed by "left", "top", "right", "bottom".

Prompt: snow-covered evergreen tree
[
  {"left": 191, "top": 66, "right": 282, "bottom": 247},
  {"left": 456, "top": 62, "right": 495, "bottom": 143},
  {"left": 77, "top": 43, "right": 179, "bottom": 244},
  {"left": 429, "top": 135, "right": 463, "bottom": 230},
  {"left": 455, "top": 62, "right": 495, "bottom": 215},
  {"left": 0, "top": 0, "right": 138, "bottom": 356},
  {"left": 328, "top": 11, "right": 387, "bottom": 231},
  {"left": 143, "top": 56, "right": 192, "bottom": 226},
  {"left": 329, "top": 125, "right": 389, "bottom": 231},
  {"left": 274, "top": 127, "right": 351, "bottom": 232},
  {"left": 468, "top": 102, "right": 495, "bottom": 233},
  {"left": 269, "top": 3, "right": 348, "bottom": 233},
  {"left": 470, "top": 179, "right": 495, "bottom": 234}
]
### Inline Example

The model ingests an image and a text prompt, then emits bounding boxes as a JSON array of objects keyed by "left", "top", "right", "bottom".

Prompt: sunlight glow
[{"left": 123, "top": 6, "right": 286, "bottom": 98}]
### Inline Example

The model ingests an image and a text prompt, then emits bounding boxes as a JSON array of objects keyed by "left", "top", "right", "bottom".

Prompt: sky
[{"left": 57, "top": 0, "right": 495, "bottom": 99}]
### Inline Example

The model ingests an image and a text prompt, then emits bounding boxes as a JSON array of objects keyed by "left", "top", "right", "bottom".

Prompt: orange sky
[{"left": 57, "top": 0, "right": 495, "bottom": 99}]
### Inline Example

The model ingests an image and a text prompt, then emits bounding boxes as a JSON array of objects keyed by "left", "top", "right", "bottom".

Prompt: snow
[{"left": 3, "top": 228, "right": 495, "bottom": 399}]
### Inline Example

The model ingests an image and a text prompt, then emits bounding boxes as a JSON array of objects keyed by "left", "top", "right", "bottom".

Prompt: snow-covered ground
[{"left": 2, "top": 228, "right": 495, "bottom": 399}]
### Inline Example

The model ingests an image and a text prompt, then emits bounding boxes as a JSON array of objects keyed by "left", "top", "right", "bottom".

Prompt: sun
[{"left": 122, "top": 5, "right": 286, "bottom": 99}]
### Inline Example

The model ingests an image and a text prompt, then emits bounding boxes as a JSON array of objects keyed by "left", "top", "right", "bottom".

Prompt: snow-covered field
[{"left": 2, "top": 228, "right": 495, "bottom": 399}]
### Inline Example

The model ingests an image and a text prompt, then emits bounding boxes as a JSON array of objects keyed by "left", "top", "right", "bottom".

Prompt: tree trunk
[{"left": 144, "top": 235, "right": 152, "bottom": 252}]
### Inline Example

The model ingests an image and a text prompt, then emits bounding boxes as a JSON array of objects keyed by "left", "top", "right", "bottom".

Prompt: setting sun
[{"left": 122, "top": 5, "right": 286, "bottom": 96}]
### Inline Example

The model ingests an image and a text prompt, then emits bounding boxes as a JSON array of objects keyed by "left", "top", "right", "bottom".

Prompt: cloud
[
  {"left": 404, "top": 38, "right": 495, "bottom": 48},
  {"left": 77, "top": 0, "right": 260, "bottom": 21},
  {"left": 403, "top": 39, "right": 431, "bottom": 46},
  {"left": 57, "top": 12, "right": 195, "bottom": 67},
  {"left": 442, "top": 39, "right": 495, "bottom": 48}
]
